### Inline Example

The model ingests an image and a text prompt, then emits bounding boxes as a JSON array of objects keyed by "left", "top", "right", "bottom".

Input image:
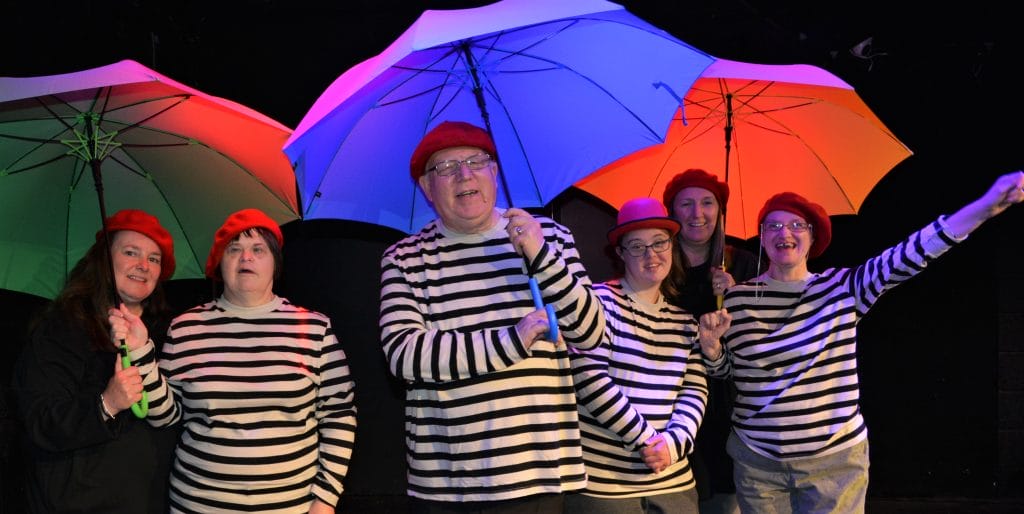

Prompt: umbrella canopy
[
  {"left": 283, "top": 0, "right": 713, "bottom": 234},
  {"left": 575, "top": 57, "right": 913, "bottom": 239},
  {"left": 0, "top": 59, "right": 300, "bottom": 299}
]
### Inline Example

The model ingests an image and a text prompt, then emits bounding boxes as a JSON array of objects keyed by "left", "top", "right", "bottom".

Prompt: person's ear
[{"left": 418, "top": 173, "right": 434, "bottom": 203}]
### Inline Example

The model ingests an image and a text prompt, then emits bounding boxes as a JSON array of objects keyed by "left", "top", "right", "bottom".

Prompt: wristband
[{"left": 99, "top": 393, "right": 116, "bottom": 420}]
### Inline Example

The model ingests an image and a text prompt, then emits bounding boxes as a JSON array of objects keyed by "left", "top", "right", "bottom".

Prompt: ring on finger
[{"left": 515, "top": 226, "right": 523, "bottom": 235}]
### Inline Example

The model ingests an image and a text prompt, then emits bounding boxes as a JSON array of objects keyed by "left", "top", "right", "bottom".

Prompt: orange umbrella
[{"left": 576, "top": 58, "right": 912, "bottom": 239}]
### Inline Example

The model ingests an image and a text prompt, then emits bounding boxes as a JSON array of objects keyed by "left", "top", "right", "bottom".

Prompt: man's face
[{"left": 418, "top": 145, "right": 499, "bottom": 234}]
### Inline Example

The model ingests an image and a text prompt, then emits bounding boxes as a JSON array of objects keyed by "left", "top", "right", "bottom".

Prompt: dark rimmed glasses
[
  {"left": 427, "top": 153, "right": 493, "bottom": 177},
  {"left": 621, "top": 239, "right": 671, "bottom": 257}
]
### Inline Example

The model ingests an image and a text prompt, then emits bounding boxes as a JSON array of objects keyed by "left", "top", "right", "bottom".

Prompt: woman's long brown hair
[{"left": 45, "top": 234, "right": 170, "bottom": 352}]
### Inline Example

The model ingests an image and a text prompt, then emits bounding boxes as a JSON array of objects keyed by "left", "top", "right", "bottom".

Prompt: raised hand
[
  {"left": 504, "top": 208, "right": 543, "bottom": 262},
  {"left": 107, "top": 303, "right": 149, "bottom": 351},
  {"left": 698, "top": 308, "right": 732, "bottom": 360}
]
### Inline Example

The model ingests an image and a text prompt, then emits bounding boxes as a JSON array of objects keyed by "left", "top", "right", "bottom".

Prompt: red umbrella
[{"left": 576, "top": 57, "right": 912, "bottom": 239}]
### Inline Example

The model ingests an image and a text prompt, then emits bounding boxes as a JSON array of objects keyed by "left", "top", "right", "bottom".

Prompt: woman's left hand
[
  {"left": 711, "top": 267, "right": 736, "bottom": 296},
  {"left": 640, "top": 433, "right": 672, "bottom": 473},
  {"left": 309, "top": 498, "right": 334, "bottom": 514}
]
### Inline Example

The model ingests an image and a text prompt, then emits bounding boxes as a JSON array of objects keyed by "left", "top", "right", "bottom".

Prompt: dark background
[{"left": 2, "top": 1, "right": 1022, "bottom": 511}]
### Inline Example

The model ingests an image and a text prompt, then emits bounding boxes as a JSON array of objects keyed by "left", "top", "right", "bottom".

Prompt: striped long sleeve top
[
  {"left": 570, "top": 280, "right": 708, "bottom": 498},
  {"left": 379, "top": 212, "right": 605, "bottom": 502},
  {"left": 708, "top": 217, "right": 961, "bottom": 461},
  {"left": 135, "top": 296, "right": 356, "bottom": 513}
]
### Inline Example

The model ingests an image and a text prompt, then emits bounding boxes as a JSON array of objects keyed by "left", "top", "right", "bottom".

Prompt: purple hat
[{"left": 608, "top": 197, "right": 681, "bottom": 245}]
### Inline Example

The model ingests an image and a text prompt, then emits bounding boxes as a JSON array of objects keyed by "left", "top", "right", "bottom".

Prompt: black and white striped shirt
[
  {"left": 379, "top": 212, "right": 605, "bottom": 502},
  {"left": 708, "top": 218, "right": 958, "bottom": 460},
  {"left": 137, "top": 296, "right": 356, "bottom": 513},
  {"left": 571, "top": 280, "right": 707, "bottom": 498}
]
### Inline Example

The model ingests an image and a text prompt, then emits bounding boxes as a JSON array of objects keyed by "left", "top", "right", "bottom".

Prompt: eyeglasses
[
  {"left": 427, "top": 153, "right": 493, "bottom": 177},
  {"left": 762, "top": 221, "right": 812, "bottom": 233},
  {"left": 621, "top": 239, "right": 672, "bottom": 257}
]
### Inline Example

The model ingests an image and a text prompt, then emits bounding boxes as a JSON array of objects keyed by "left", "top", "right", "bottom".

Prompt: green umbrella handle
[{"left": 120, "top": 343, "right": 148, "bottom": 418}]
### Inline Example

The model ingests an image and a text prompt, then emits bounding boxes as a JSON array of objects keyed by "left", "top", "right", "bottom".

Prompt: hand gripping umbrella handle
[
  {"left": 528, "top": 277, "right": 559, "bottom": 341},
  {"left": 120, "top": 343, "right": 148, "bottom": 418}
]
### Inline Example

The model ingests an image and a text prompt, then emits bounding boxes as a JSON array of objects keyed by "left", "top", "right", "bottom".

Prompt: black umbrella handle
[
  {"left": 460, "top": 42, "right": 514, "bottom": 208},
  {"left": 460, "top": 42, "right": 559, "bottom": 341},
  {"left": 90, "top": 155, "right": 148, "bottom": 419},
  {"left": 90, "top": 156, "right": 119, "bottom": 308},
  {"left": 715, "top": 92, "right": 735, "bottom": 309}
]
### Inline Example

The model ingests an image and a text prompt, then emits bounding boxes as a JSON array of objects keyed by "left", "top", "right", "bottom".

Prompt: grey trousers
[{"left": 727, "top": 432, "right": 869, "bottom": 514}]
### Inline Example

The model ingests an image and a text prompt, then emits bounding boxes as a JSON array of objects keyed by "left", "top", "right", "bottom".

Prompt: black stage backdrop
[{"left": 2, "top": 1, "right": 1022, "bottom": 510}]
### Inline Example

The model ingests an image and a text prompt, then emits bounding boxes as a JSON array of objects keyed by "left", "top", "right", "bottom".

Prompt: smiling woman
[
  {"left": 566, "top": 197, "right": 729, "bottom": 513},
  {"left": 12, "top": 209, "right": 179, "bottom": 513},
  {"left": 700, "top": 171, "right": 1024, "bottom": 513},
  {"left": 1, "top": 0, "right": 1022, "bottom": 510}
]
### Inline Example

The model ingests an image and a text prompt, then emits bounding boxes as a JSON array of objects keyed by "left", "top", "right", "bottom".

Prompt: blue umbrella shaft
[{"left": 529, "top": 277, "right": 559, "bottom": 341}]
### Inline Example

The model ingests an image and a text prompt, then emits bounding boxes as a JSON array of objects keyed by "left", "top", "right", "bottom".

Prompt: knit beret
[
  {"left": 662, "top": 168, "right": 730, "bottom": 211},
  {"left": 205, "top": 208, "right": 284, "bottom": 279},
  {"left": 757, "top": 192, "right": 832, "bottom": 258},
  {"left": 98, "top": 209, "right": 175, "bottom": 281},
  {"left": 409, "top": 121, "right": 497, "bottom": 180}
]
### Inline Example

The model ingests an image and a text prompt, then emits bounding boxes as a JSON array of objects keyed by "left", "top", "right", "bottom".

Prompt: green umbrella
[{"left": 0, "top": 59, "right": 299, "bottom": 300}]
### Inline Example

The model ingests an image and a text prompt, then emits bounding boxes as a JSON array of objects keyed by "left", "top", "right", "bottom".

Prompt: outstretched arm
[{"left": 945, "top": 171, "right": 1024, "bottom": 237}]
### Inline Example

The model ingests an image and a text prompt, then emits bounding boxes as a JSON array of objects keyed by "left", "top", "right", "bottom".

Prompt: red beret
[
  {"left": 662, "top": 168, "right": 730, "bottom": 211},
  {"left": 758, "top": 192, "right": 832, "bottom": 258},
  {"left": 607, "top": 197, "right": 681, "bottom": 245},
  {"left": 98, "top": 209, "right": 175, "bottom": 281},
  {"left": 205, "top": 208, "right": 284, "bottom": 279},
  {"left": 409, "top": 121, "right": 497, "bottom": 180}
]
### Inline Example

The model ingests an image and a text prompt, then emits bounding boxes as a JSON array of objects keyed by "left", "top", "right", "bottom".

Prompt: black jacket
[{"left": 12, "top": 310, "right": 178, "bottom": 513}]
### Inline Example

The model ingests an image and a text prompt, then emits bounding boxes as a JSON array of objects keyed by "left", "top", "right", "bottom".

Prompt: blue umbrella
[{"left": 283, "top": 0, "right": 713, "bottom": 234}]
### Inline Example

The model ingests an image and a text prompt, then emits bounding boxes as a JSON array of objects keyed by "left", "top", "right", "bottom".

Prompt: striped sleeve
[
  {"left": 528, "top": 220, "right": 605, "bottom": 351},
  {"left": 136, "top": 298, "right": 357, "bottom": 511},
  {"left": 847, "top": 218, "right": 955, "bottom": 313},
  {"left": 311, "top": 325, "right": 357, "bottom": 506},
  {"left": 718, "top": 218, "right": 960, "bottom": 459},
  {"left": 570, "top": 332, "right": 658, "bottom": 450},
  {"left": 379, "top": 218, "right": 604, "bottom": 384}
]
